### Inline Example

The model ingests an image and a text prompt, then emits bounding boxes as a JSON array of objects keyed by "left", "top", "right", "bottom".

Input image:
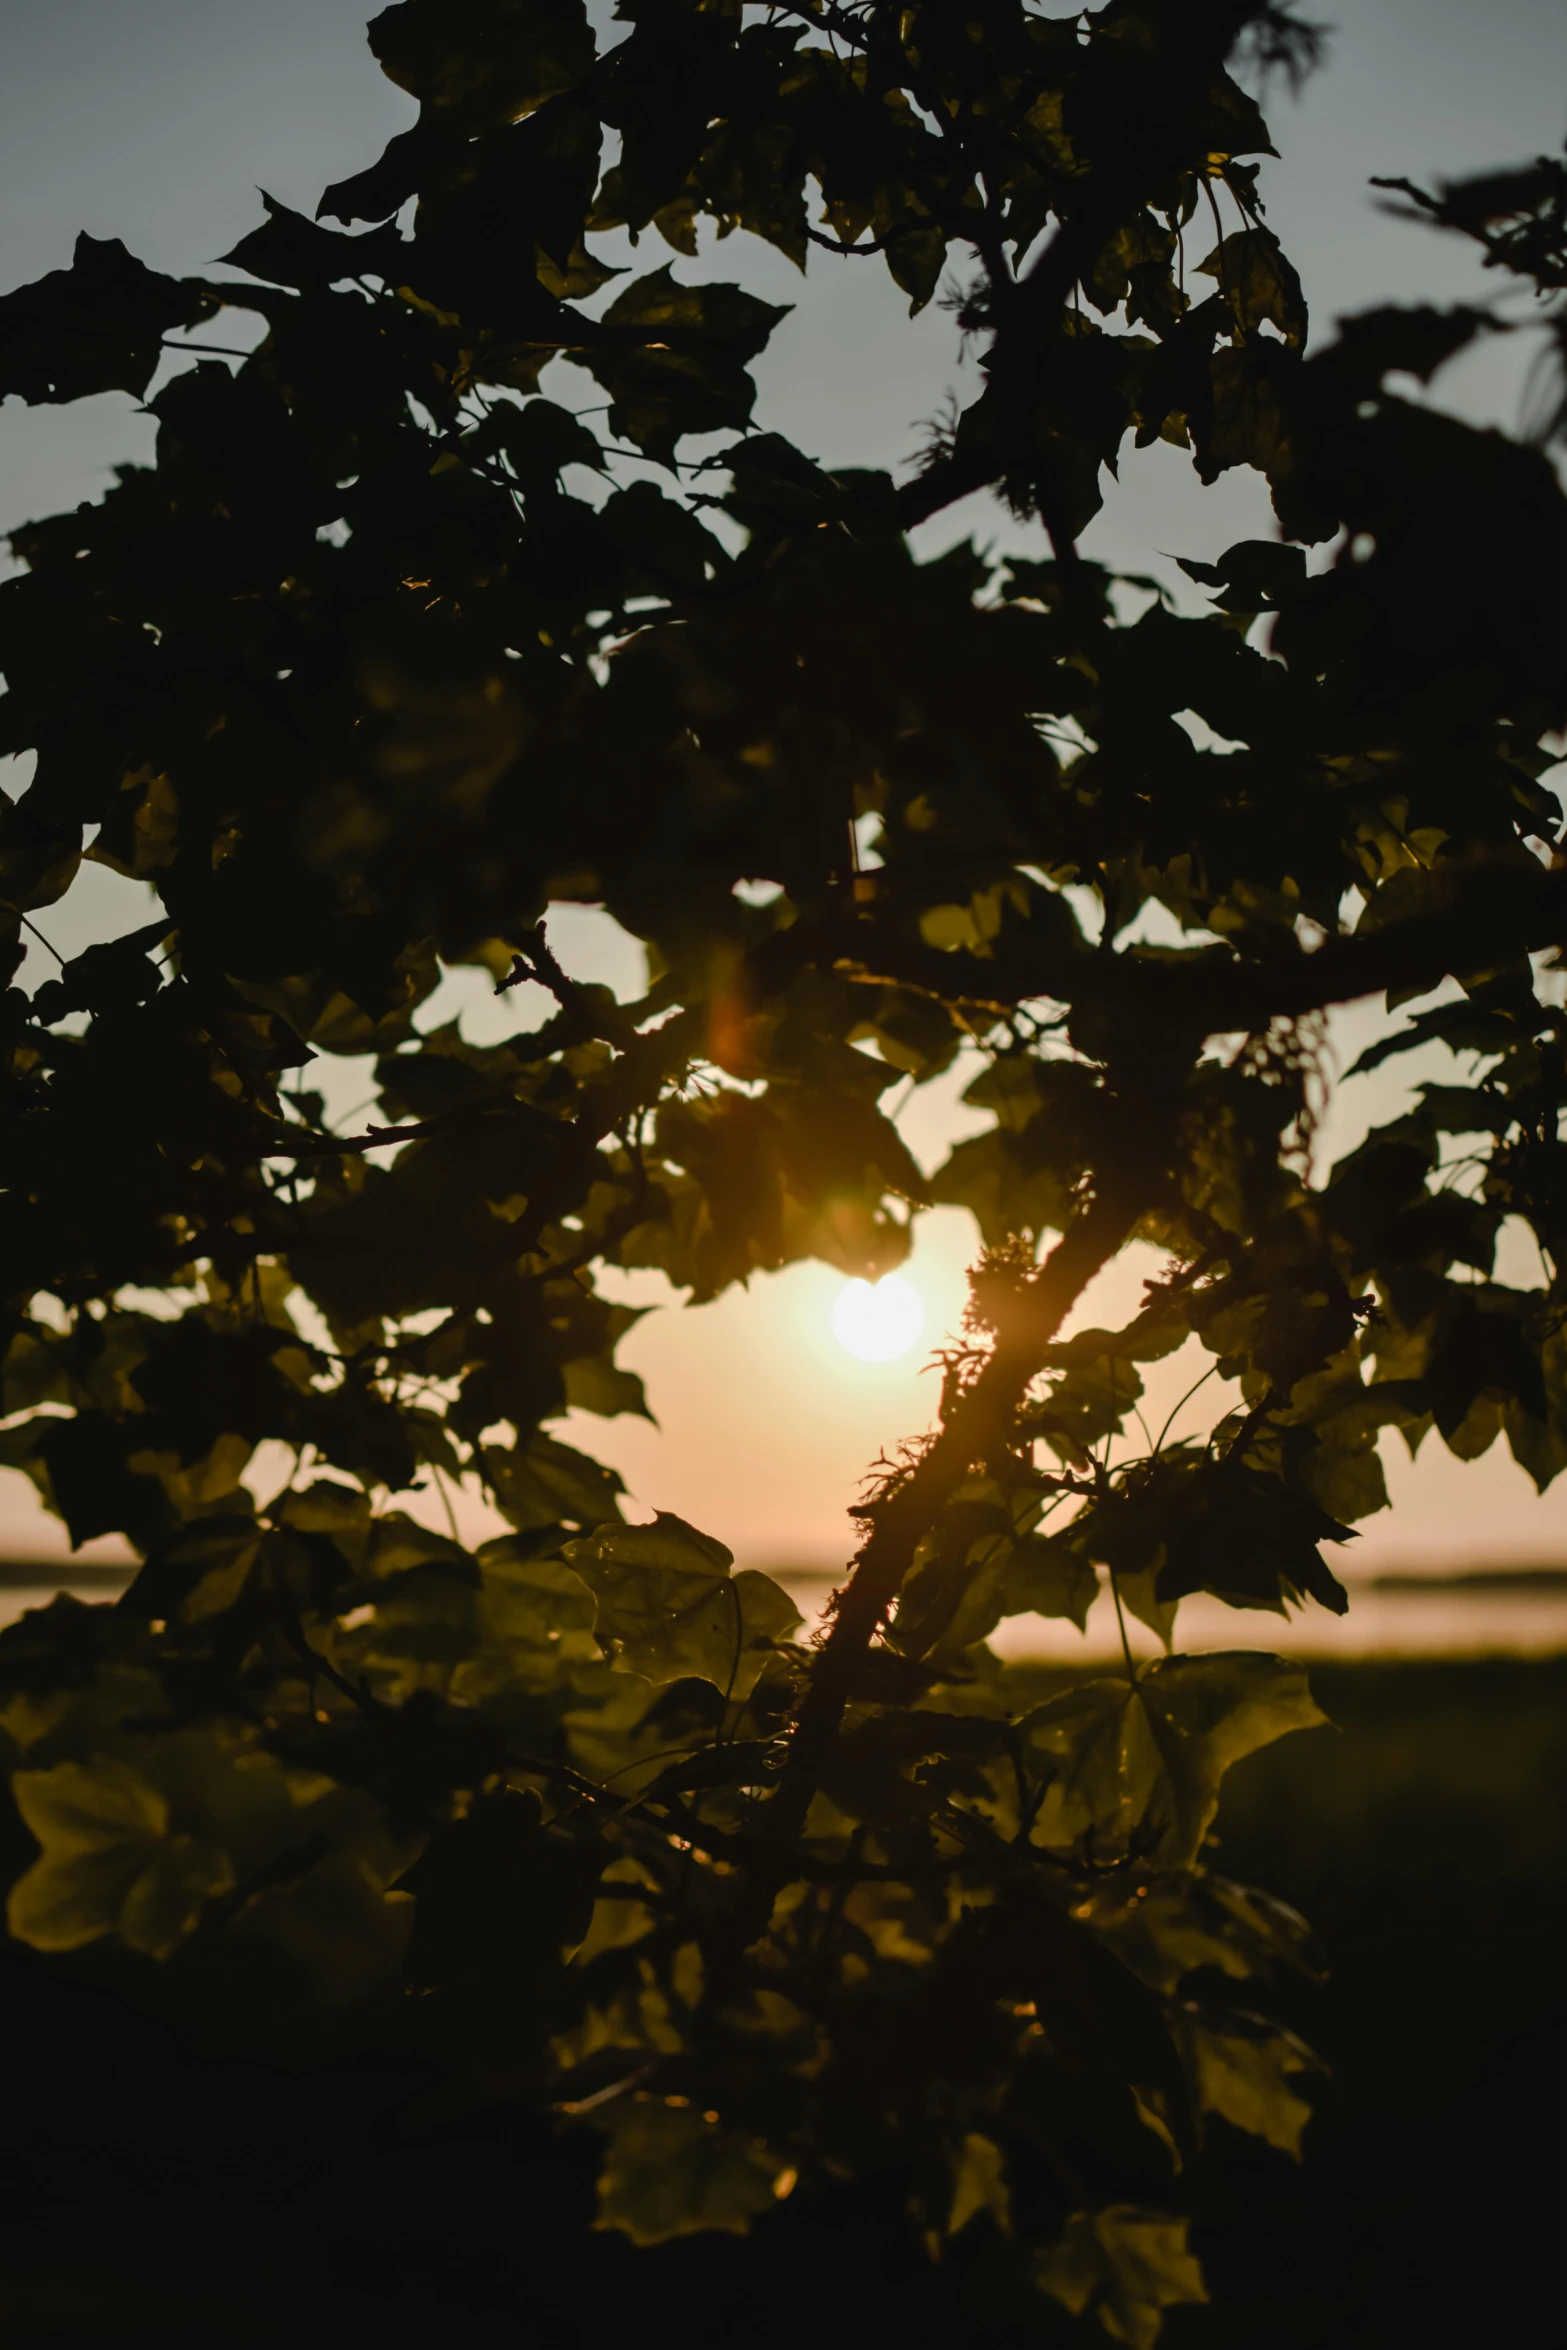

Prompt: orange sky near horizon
[{"left": 4, "top": 900, "right": 1564, "bottom": 1582}]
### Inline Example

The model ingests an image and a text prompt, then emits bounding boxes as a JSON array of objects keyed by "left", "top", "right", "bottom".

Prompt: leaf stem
[
  {"left": 1108, "top": 1564, "right": 1139, "bottom": 1687},
  {"left": 14, "top": 911, "right": 64, "bottom": 966},
  {"left": 1153, "top": 1361, "right": 1219, "bottom": 1455}
]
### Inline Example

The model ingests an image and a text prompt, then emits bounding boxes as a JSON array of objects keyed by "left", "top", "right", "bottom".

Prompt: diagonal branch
[
  {"left": 256, "top": 1097, "right": 519, "bottom": 1159},
  {"left": 759, "top": 1145, "right": 1161, "bottom": 1861},
  {"left": 826, "top": 858, "right": 1567, "bottom": 1038}
]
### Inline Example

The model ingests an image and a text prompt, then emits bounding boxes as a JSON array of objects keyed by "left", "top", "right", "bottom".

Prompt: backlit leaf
[
  {"left": 594, "top": 2102, "right": 791, "bottom": 2245},
  {"left": 1036, "top": 2206, "right": 1207, "bottom": 2348},
  {"left": 948, "top": 2131, "right": 1013, "bottom": 2237},
  {"left": 9, "top": 1759, "right": 234, "bottom": 1961},
  {"left": 1175, "top": 2004, "right": 1321, "bottom": 2158},
  {"left": 1021, "top": 1655, "right": 1326, "bottom": 1866},
  {"left": 565, "top": 1514, "right": 800, "bottom": 1695}
]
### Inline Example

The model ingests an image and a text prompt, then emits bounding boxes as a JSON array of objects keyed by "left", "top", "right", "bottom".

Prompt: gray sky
[
  {"left": 2, "top": 0, "right": 1565, "bottom": 556},
  {"left": 1, "top": 2, "right": 1565, "bottom": 1583}
]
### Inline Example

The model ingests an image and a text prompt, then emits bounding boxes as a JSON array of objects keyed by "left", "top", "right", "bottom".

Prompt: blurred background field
[{"left": 1158, "top": 1654, "right": 1567, "bottom": 2347}]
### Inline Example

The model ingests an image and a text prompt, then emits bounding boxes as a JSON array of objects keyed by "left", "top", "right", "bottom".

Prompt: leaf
[
  {"left": 1317, "top": 301, "right": 1492, "bottom": 395},
  {"left": 1005, "top": 1534, "right": 1100, "bottom": 1630},
  {"left": 892, "top": 1509, "right": 1097, "bottom": 1662},
  {"left": 222, "top": 193, "right": 403, "bottom": 291},
  {"left": 1198, "top": 228, "right": 1308, "bottom": 349},
  {"left": 439, "top": 1541, "right": 600, "bottom": 1714},
  {"left": 485, "top": 1432, "right": 626, "bottom": 1533},
  {"left": 1174, "top": 2005, "right": 1321, "bottom": 2158},
  {"left": 948, "top": 2132, "right": 1012, "bottom": 2237},
  {"left": 365, "top": 1512, "right": 475, "bottom": 1581},
  {"left": 1177, "top": 536, "right": 1306, "bottom": 618},
  {"left": 408, "top": 97, "right": 605, "bottom": 303},
  {"left": 33, "top": 1414, "right": 167, "bottom": 1549},
  {"left": 1035, "top": 1352, "right": 1145, "bottom": 1461},
  {"left": 1115, "top": 1568, "right": 1179, "bottom": 1654},
  {"left": 464, "top": 392, "right": 607, "bottom": 486},
  {"left": 1195, "top": 338, "right": 1295, "bottom": 487},
  {"left": 1036, "top": 2206, "right": 1207, "bottom": 2349},
  {"left": 1137, "top": 1654, "right": 1327, "bottom": 1867},
  {"left": 0, "top": 233, "right": 214, "bottom": 403},
  {"left": 570, "top": 1510, "right": 732, "bottom": 1577},
  {"left": 639, "top": 1739, "right": 783, "bottom": 1803},
  {"left": 317, "top": 122, "right": 444, "bottom": 226},
  {"left": 1020, "top": 1655, "right": 1326, "bottom": 1868},
  {"left": 0, "top": 1333, "right": 71, "bottom": 1416},
  {"left": 824, "top": 1709, "right": 1003, "bottom": 1828},
  {"left": 9, "top": 1759, "right": 233, "bottom": 1961},
  {"left": 564, "top": 1515, "right": 800, "bottom": 1695},
  {"left": 597, "top": 481, "right": 728, "bottom": 594},
  {"left": 593, "top": 2100, "right": 791, "bottom": 2245},
  {"left": 574, "top": 266, "right": 790, "bottom": 463},
  {"left": 562, "top": 1351, "right": 652, "bottom": 1419},
  {"left": 277, "top": 1478, "right": 373, "bottom": 1573},
  {"left": 367, "top": 0, "right": 594, "bottom": 133},
  {"left": 1091, "top": 1873, "right": 1323, "bottom": 1999},
  {"left": 1020, "top": 1679, "right": 1168, "bottom": 1855},
  {"left": 140, "top": 1513, "right": 264, "bottom": 1624},
  {"left": 27, "top": 918, "right": 171, "bottom": 1027},
  {"left": 1154, "top": 1468, "right": 1352, "bottom": 1618},
  {"left": 930, "top": 1128, "right": 1078, "bottom": 1247}
]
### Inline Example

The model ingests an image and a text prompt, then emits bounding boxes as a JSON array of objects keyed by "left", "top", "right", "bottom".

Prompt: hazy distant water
[
  {"left": 4, "top": 1567, "right": 1566, "bottom": 1662},
  {"left": 773, "top": 1571, "right": 1567, "bottom": 1664}
]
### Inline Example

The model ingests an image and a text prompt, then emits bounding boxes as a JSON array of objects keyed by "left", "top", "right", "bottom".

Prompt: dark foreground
[{"left": 2, "top": 1658, "right": 1564, "bottom": 2348}]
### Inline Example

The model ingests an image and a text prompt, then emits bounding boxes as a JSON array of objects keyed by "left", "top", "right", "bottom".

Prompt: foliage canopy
[{"left": 3, "top": 0, "right": 1567, "bottom": 2334}]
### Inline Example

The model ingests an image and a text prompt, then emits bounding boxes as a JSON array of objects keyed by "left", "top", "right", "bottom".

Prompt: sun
[{"left": 831, "top": 1273, "right": 924, "bottom": 1364}]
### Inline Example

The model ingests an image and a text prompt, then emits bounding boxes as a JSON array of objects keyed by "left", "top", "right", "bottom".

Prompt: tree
[{"left": 2, "top": 0, "right": 1566, "bottom": 2335}]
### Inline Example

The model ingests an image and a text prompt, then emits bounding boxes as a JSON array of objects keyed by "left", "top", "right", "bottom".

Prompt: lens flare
[{"left": 831, "top": 1273, "right": 924, "bottom": 1363}]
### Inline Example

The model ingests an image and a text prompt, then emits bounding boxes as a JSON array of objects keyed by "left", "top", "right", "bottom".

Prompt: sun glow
[{"left": 831, "top": 1274, "right": 924, "bottom": 1364}]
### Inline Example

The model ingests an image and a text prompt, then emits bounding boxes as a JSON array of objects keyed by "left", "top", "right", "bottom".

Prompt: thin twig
[
  {"left": 1107, "top": 1564, "right": 1139, "bottom": 1686},
  {"left": 13, "top": 911, "right": 65, "bottom": 966},
  {"left": 1153, "top": 1361, "right": 1220, "bottom": 1455}
]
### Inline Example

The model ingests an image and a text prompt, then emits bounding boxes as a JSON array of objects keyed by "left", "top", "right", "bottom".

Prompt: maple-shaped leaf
[
  {"left": 0, "top": 234, "right": 214, "bottom": 403},
  {"left": 1020, "top": 1654, "right": 1326, "bottom": 1868},
  {"left": 1036, "top": 2205, "right": 1207, "bottom": 2349},
  {"left": 574, "top": 266, "right": 791, "bottom": 462},
  {"left": 1174, "top": 2003, "right": 1323, "bottom": 2159},
  {"left": 593, "top": 2100, "right": 793, "bottom": 2245}
]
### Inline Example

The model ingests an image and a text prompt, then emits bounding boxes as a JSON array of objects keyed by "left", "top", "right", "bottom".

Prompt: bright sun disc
[{"left": 832, "top": 1274, "right": 924, "bottom": 1363}]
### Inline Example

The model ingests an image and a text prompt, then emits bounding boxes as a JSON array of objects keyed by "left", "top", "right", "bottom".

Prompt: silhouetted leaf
[
  {"left": 0, "top": 234, "right": 213, "bottom": 402},
  {"left": 368, "top": 0, "right": 593, "bottom": 131}
]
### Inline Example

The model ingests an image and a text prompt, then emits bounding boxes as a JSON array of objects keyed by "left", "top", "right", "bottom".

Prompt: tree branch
[
  {"left": 256, "top": 1100, "right": 517, "bottom": 1159},
  {"left": 760, "top": 1158, "right": 1156, "bottom": 1859},
  {"left": 498, "top": 919, "right": 640, "bottom": 1049},
  {"left": 803, "top": 225, "right": 893, "bottom": 258},
  {"left": 826, "top": 859, "right": 1567, "bottom": 1038}
]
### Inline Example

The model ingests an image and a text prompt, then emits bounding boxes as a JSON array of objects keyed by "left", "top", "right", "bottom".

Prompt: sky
[{"left": 2, "top": 0, "right": 1567, "bottom": 1580}]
